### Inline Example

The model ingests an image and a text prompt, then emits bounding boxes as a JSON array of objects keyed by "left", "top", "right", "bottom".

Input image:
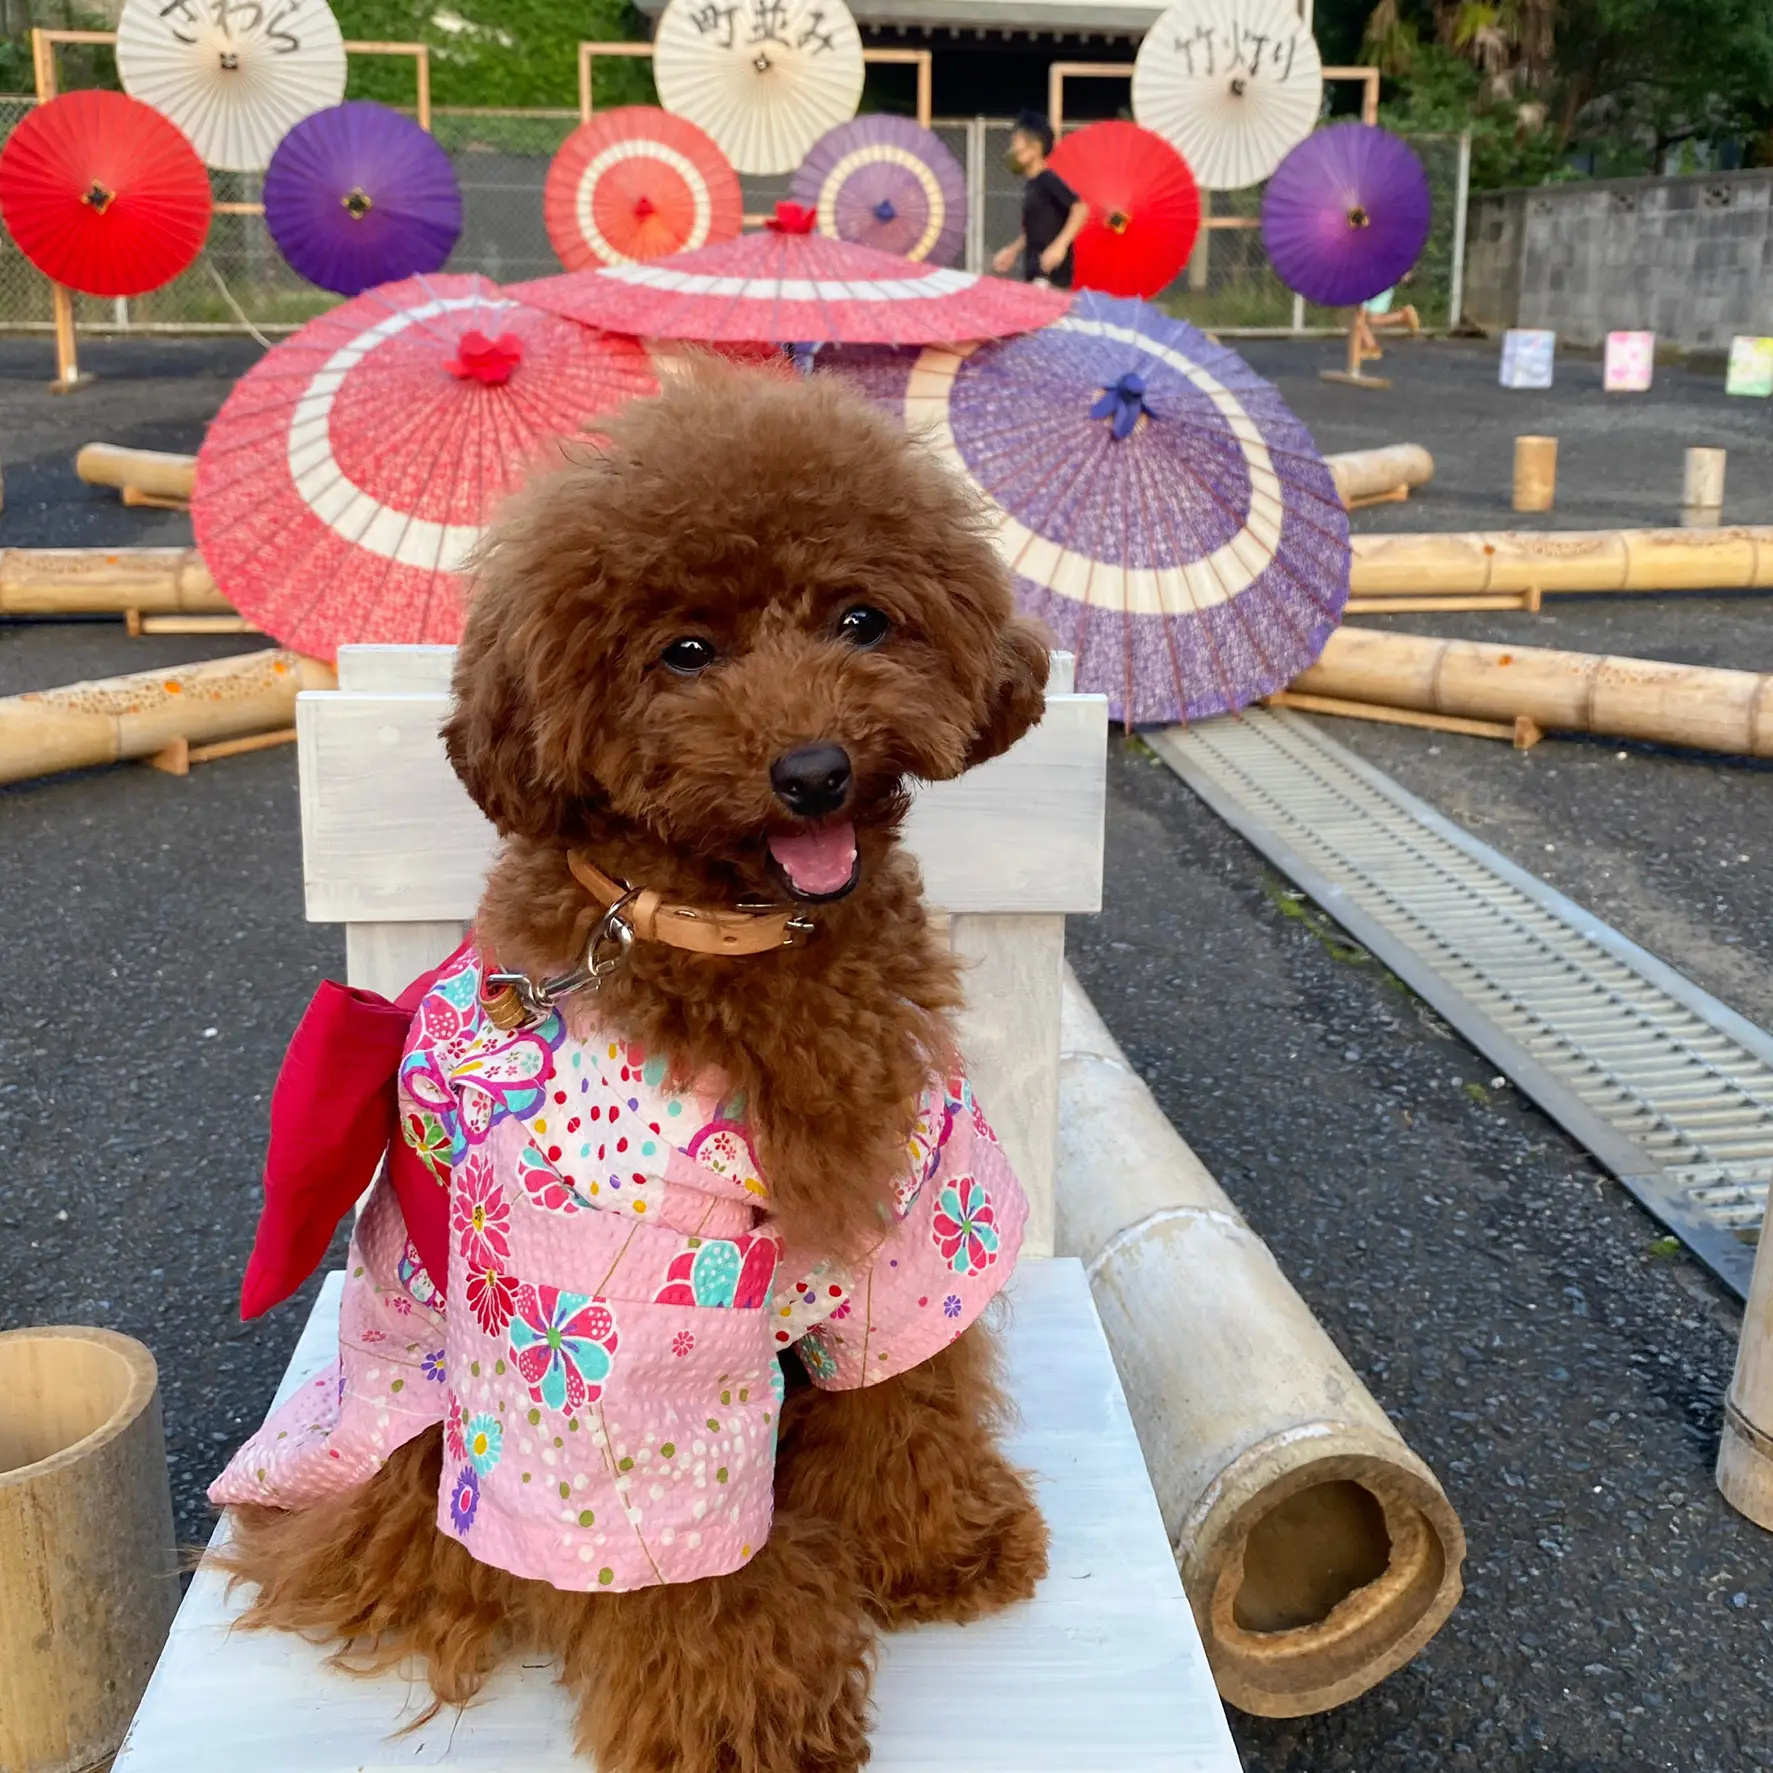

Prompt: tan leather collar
[{"left": 567, "top": 849, "right": 809, "bottom": 957}]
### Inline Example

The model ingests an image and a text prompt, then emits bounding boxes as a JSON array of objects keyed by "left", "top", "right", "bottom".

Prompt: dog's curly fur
[{"left": 220, "top": 363, "right": 1053, "bottom": 1772}]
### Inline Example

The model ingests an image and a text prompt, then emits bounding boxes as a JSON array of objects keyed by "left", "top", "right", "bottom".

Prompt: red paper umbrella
[
  {"left": 545, "top": 107, "right": 742, "bottom": 270},
  {"left": 1049, "top": 121, "right": 1201, "bottom": 300},
  {"left": 0, "top": 89, "right": 211, "bottom": 297},
  {"left": 193, "top": 273, "right": 661, "bottom": 660},
  {"left": 510, "top": 201, "right": 1069, "bottom": 345}
]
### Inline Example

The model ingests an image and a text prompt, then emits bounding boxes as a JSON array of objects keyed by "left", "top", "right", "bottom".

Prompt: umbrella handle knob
[
  {"left": 342, "top": 188, "right": 373, "bottom": 221},
  {"left": 1107, "top": 209, "right": 1131, "bottom": 235},
  {"left": 634, "top": 195, "right": 658, "bottom": 219},
  {"left": 872, "top": 198, "right": 897, "bottom": 223},
  {"left": 1229, "top": 75, "right": 1246, "bottom": 96},
  {"left": 219, "top": 50, "right": 240, "bottom": 70}
]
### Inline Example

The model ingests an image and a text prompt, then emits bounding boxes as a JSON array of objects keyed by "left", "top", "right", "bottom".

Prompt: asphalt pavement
[{"left": 3, "top": 333, "right": 1771, "bottom": 1771}]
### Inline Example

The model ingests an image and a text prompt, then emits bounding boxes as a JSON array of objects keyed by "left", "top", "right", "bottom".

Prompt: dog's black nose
[{"left": 770, "top": 744, "right": 852, "bottom": 817}]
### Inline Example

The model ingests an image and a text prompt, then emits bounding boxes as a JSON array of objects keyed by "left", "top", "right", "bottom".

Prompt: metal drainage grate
[{"left": 1150, "top": 708, "right": 1773, "bottom": 1298}]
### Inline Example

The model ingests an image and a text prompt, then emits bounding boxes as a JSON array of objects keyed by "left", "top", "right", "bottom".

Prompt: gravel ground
[{"left": 3, "top": 334, "right": 1771, "bottom": 1770}]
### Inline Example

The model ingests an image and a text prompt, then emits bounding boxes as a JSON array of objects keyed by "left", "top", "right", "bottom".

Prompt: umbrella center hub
[
  {"left": 446, "top": 329, "right": 524, "bottom": 387},
  {"left": 1090, "top": 371, "right": 1155, "bottom": 441},
  {"left": 81, "top": 181, "right": 115, "bottom": 214},
  {"left": 767, "top": 201, "right": 818, "bottom": 235},
  {"left": 1229, "top": 75, "right": 1247, "bottom": 96},
  {"left": 633, "top": 194, "right": 657, "bottom": 219},
  {"left": 218, "top": 49, "right": 240, "bottom": 70},
  {"left": 752, "top": 50, "right": 772, "bottom": 72},
  {"left": 1347, "top": 205, "right": 1371, "bottom": 229},
  {"left": 872, "top": 197, "right": 897, "bottom": 223},
  {"left": 1107, "top": 208, "right": 1131, "bottom": 235},
  {"left": 342, "top": 187, "right": 373, "bottom": 220}
]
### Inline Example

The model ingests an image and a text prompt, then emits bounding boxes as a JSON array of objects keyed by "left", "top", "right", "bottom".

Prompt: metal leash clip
[{"left": 482, "top": 891, "right": 639, "bottom": 1030}]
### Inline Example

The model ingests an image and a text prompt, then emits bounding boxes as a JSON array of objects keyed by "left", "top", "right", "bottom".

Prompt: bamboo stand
[
  {"left": 0, "top": 545, "right": 235, "bottom": 620},
  {"left": 0, "top": 1326, "right": 179, "bottom": 1773},
  {"left": 50, "top": 284, "right": 92, "bottom": 394},
  {"left": 1512, "top": 436, "right": 1557, "bottom": 512},
  {"left": 1287, "top": 625, "right": 1773, "bottom": 757},
  {"left": 1320, "top": 309, "right": 1391, "bottom": 390},
  {"left": 1719, "top": 1231, "right": 1773, "bottom": 1529},
  {"left": 1057, "top": 975, "right": 1465, "bottom": 1715},
  {"left": 0, "top": 649, "right": 334, "bottom": 785},
  {"left": 76, "top": 443, "right": 197, "bottom": 510},
  {"left": 1326, "top": 444, "right": 1434, "bottom": 512},
  {"left": 1347, "top": 525, "right": 1773, "bottom": 600},
  {"left": 1682, "top": 447, "right": 1726, "bottom": 528}
]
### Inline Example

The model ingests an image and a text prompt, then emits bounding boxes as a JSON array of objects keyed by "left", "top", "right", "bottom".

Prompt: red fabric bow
[
  {"left": 238, "top": 945, "right": 467, "bottom": 1320},
  {"left": 767, "top": 201, "right": 818, "bottom": 235},
  {"left": 445, "top": 330, "right": 523, "bottom": 386}
]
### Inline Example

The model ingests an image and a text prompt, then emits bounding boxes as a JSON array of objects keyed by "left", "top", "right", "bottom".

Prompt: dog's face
[{"left": 445, "top": 363, "right": 1049, "bottom": 902}]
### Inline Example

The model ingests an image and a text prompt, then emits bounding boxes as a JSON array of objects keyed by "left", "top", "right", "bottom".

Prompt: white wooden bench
[{"left": 114, "top": 645, "right": 1242, "bottom": 1773}]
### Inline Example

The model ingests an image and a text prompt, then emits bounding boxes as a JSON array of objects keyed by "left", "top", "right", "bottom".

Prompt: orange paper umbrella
[
  {"left": 545, "top": 107, "right": 742, "bottom": 270},
  {"left": 1049, "top": 121, "right": 1200, "bottom": 299},
  {"left": 0, "top": 89, "right": 212, "bottom": 297},
  {"left": 193, "top": 273, "right": 661, "bottom": 660}
]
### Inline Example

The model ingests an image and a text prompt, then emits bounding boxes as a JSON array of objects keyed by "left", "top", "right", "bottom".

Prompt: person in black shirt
[{"left": 991, "top": 111, "right": 1089, "bottom": 289}]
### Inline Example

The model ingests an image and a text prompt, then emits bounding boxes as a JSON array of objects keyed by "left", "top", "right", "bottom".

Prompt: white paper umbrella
[
  {"left": 117, "top": 0, "right": 347, "bottom": 173},
  {"left": 1132, "top": 0, "right": 1323, "bottom": 191},
  {"left": 653, "top": 0, "right": 864, "bottom": 177}
]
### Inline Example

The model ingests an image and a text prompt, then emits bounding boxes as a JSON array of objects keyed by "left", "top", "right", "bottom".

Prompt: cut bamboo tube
[
  {"left": 125, "top": 610, "right": 260, "bottom": 636},
  {"left": 0, "top": 650, "right": 334, "bottom": 785},
  {"left": 1056, "top": 973, "right": 1465, "bottom": 1717},
  {"left": 1344, "top": 589, "right": 1540, "bottom": 615},
  {"left": 1266, "top": 689, "right": 1544, "bottom": 749},
  {"left": 1326, "top": 444, "right": 1434, "bottom": 510},
  {"left": 49, "top": 282, "right": 90, "bottom": 393},
  {"left": 1291, "top": 626, "right": 1773, "bottom": 757},
  {"left": 1512, "top": 435, "right": 1557, "bottom": 512},
  {"left": 75, "top": 443, "right": 196, "bottom": 503},
  {"left": 1719, "top": 1230, "right": 1773, "bottom": 1529},
  {"left": 0, "top": 1326, "right": 179, "bottom": 1773},
  {"left": 1683, "top": 447, "right": 1726, "bottom": 511},
  {"left": 1348, "top": 526, "right": 1773, "bottom": 598},
  {"left": 0, "top": 546, "right": 233, "bottom": 616}
]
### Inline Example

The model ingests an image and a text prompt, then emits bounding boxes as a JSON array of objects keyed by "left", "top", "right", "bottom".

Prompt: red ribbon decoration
[
  {"left": 767, "top": 200, "right": 818, "bottom": 235},
  {"left": 445, "top": 329, "right": 524, "bottom": 386}
]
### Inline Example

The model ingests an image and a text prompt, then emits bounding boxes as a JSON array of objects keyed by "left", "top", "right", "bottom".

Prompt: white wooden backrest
[{"left": 297, "top": 645, "right": 1106, "bottom": 1256}]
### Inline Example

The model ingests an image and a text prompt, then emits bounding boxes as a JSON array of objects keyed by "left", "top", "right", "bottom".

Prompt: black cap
[{"left": 1012, "top": 110, "right": 1055, "bottom": 155}]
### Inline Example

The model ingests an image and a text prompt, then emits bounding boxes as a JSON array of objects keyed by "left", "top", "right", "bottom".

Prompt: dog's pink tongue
[{"left": 768, "top": 822, "right": 857, "bottom": 896}]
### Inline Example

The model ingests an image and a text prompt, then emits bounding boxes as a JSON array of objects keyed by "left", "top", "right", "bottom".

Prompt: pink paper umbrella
[
  {"left": 193, "top": 272, "right": 660, "bottom": 660},
  {"left": 509, "top": 200, "right": 1068, "bottom": 345}
]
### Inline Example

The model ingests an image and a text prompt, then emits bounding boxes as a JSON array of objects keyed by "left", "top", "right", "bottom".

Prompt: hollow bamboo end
[{"left": 1180, "top": 1436, "right": 1466, "bottom": 1718}]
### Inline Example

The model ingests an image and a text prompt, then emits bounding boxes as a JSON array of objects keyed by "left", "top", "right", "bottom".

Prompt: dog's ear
[{"left": 964, "top": 614, "right": 1052, "bottom": 769}]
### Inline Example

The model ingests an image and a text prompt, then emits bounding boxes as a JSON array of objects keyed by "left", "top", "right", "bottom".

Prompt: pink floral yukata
[{"left": 211, "top": 946, "right": 1026, "bottom": 1593}]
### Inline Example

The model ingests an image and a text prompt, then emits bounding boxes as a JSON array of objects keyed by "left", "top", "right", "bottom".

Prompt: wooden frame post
[
  {"left": 1047, "top": 60, "right": 1130, "bottom": 139},
  {"left": 861, "top": 46, "right": 932, "bottom": 127},
  {"left": 577, "top": 40, "right": 655, "bottom": 124}
]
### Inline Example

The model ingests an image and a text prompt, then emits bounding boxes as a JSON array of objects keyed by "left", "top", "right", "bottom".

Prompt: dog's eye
[
  {"left": 660, "top": 637, "right": 717, "bottom": 675},
  {"left": 837, "top": 606, "right": 890, "bottom": 649}
]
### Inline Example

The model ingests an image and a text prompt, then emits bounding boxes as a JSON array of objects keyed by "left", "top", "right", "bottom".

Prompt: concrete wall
[{"left": 1463, "top": 169, "right": 1773, "bottom": 350}]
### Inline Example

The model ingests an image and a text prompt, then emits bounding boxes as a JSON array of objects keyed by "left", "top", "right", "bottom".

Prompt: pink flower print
[
  {"left": 672, "top": 1330, "right": 696, "bottom": 1358},
  {"left": 508, "top": 1286, "right": 619, "bottom": 1413},
  {"left": 653, "top": 1234, "right": 779, "bottom": 1309},
  {"left": 517, "top": 1143, "right": 593, "bottom": 1214},
  {"left": 466, "top": 1261, "right": 517, "bottom": 1337},
  {"left": 453, "top": 1154, "right": 511, "bottom": 1266},
  {"left": 401, "top": 1110, "right": 452, "bottom": 1183},
  {"left": 360, "top": 1328, "right": 386, "bottom": 1344},
  {"left": 931, "top": 1174, "right": 999, "bottom": 1276},
  {"left": 445, "top": 1393, "right": 468, "bottom": 1462},
  {"left": 388, "top": 1294, "right": 414, "bottom": 1318}
]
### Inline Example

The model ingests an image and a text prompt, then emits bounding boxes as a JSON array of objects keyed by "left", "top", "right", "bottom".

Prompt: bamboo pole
[
  {"left": 1719, "top": 1232, "right": 1773, "bottom": 1529},
  {"left": 1348, "top": 526, "right": 1773, "bottom": 598},
  {"left": 0, "top": 547, "right": 232, "bottom": 616},
  {"left": 1290, "top": 626, "right": 1773, "bottom": 757},
  {"left": 50, "top": 283, "right": 87, "bottom": 393},
  {"left": 1325, "top": 444, "right": 1433, "bottom": 510},
  {"left": 75, "top": 444, "right": 196, "bottom": 504},
  {"left": 0, "top": 650, "right": 334, "bottom": 785},
  {"left": 1056, "top": 974, "right": 1465, "bottom": 1716},
  {"left": 0, "top": 1326, "right": 179, "bottom": 1773}
]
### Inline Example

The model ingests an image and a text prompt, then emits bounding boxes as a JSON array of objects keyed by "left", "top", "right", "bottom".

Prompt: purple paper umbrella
[
  {"left": 789, "top": 115, "right": 967, "bottom": 267},
  {"left": 820, "top": 292, "right": 1350, "bottom": 726},
  {"left": 1261, "top": 123, "right": 1431, "bottom": 309},
  {"left": 264, "top": 102, "right": 462, "bottom": 298}
]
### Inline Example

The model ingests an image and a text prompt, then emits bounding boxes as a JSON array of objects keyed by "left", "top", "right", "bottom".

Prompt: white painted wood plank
[
  {"left": 116, "top": 1261, "right": 1238, "bottom": 1773},
  {"left": 345, "top": 922, "right": 469, "bottom": 998},
  {"left": 297, "top": 692, "right": 1106, "bottom": 923},
  {"left": 951, "top": 914, "right": 1063, "bottom": 1258},
  {"left": 336, "top": 645, "right": 457, "bottom": 693}
]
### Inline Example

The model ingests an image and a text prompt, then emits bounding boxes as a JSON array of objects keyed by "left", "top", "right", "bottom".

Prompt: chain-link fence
[{"left": 0, "top": 91, "right": 1469, "bottom": 336}]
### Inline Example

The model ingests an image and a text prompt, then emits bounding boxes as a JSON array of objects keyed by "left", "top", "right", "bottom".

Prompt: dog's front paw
[
  {"left": 867, "top": 1450, "right": 1050, "bottom": 1629},
  {"left": 565, "top": 1514, "right": 875, "bottom": 1773}
]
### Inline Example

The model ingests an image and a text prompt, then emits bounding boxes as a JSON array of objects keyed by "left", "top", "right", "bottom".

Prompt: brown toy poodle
[{"left": 215, "top": 361, "right": 1054, "bottom": 1773}]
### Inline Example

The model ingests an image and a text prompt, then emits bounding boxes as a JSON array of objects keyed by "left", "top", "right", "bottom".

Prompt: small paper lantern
[
  {"left": 1603, "top": 330, "right": 1654, "bottom": 393},
  {"left": 1499, "top": 328, "right": 1554, "bottom": 390},
  {"left": 1725, "top": 336, "right": 1773, "bottom": 398}
]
